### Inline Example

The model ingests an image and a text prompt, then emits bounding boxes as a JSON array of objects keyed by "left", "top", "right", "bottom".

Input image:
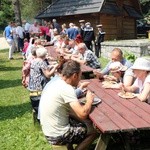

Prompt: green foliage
[
  {"left": 140, "top": 0, "right": 150, "bottom": 17},
  {"left": 20, "top": 0, "right": 52, "bottom": 21},
  {"left": 99, "top": 57, "right": 109, "bottom": 69},
  {"left": 123, "top": 51, "right": 137, "bottom": 63},
  {"left": 0, "top": 0, "right": 14, "bottom": 30}
]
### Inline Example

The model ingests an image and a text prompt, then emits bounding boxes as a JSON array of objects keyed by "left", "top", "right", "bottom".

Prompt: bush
[{"left": 123, "top": 51, "right": 137, "bottom": 63}]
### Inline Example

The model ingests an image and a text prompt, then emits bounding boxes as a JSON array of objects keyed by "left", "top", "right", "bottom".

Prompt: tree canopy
[{"left": 0, "top": 0, "right": 14, "bottom": 29}]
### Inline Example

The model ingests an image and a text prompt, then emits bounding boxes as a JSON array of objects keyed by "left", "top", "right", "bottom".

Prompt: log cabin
[{"left": 36, "top": 0, "right": 143, "bottom": 40}]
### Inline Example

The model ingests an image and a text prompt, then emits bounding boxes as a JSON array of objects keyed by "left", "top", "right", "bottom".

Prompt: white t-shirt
[
  {"left": 16, "top": 26, "right": 24, "bottom": 39},
  {"left": 133, "top": 73, "right": 150, "bottom": 102},
  {"left": 39, "top": 77, "right": 78, "bottom": 137}
]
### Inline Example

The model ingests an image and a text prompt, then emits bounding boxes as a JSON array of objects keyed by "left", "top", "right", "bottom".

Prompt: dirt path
[{"left": 0, "top": 37, "right": 9, "bottom": 50}]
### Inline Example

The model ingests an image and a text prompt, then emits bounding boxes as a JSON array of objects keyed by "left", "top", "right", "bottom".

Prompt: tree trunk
[{"left": 12, "top": 0, "right": 22, "bottom": 25}]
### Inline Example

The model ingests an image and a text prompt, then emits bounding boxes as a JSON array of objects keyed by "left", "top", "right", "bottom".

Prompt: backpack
[{"left": 21, "top": 60, "right": 31, "bottom": 88}]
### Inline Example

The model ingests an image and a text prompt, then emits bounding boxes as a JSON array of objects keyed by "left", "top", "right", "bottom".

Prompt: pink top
[
  {"left": 22, "top": 41, "right": 29, "bottom": 53},
  {"left": 45, "top": 26, "right": 51, "bottom": 36}
]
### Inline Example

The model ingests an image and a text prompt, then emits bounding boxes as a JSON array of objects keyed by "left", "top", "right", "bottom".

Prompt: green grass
[
  {"left": 0, "top": 49, "right": 109, "bottom": 150},
  {"left": 0, "top": 50, "right": 51, "bottom": 150}
]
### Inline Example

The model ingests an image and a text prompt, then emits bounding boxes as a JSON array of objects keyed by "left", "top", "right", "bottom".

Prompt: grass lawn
[
  {"left": 0, "top": 49, "right": 109, "bottom": 150},
  {"left": 0, "top": 50, "right": 51, "bottom": 150}
]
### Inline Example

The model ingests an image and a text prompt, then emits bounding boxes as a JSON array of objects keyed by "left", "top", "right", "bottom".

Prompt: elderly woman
[
  {"left": 123, "top": 57, "right": 150, "bottom": 103},
  {"left": 28, "top": 47, "right": 58, "bottom": 115}
]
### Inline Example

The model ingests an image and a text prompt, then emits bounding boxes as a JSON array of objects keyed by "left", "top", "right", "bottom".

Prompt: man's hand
[{"left": 93, "top": 69, "right": 103, "bottom": 79}]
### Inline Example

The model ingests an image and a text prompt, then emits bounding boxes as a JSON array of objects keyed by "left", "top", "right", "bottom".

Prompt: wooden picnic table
[
  {"left": 46, "top": 46, "right": 58, "bottom": 60},
  {"left": 85, "top": 79, "right": 150, "bottom": 150},
  {"left": 46, "top": 46, "right": 94, "bottom": 79}
]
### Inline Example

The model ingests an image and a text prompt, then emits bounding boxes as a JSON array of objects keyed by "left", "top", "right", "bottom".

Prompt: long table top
[
  {"left": 87, "top": 79, "right": 150, "bottom": 134},
  {"left": 46, "top": 46, "right": 94, "bottom": 74}
]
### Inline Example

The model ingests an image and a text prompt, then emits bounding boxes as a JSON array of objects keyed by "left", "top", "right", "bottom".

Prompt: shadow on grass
[
  {"left": 0, "top": 66, "right": 21, "bottom": 71},
  {"left": 0, "top": 102, "right": 31, "bottom": 121},
  {"left": 0, "top": 79, "right": 22, "bottom": 89}
]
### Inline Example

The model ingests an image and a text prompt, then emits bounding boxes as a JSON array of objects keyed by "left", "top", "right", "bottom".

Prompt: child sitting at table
[
  {"left": 102, "top": 61, "right": 134, "bottom": 89},
  {"left": 122, "top": 57, "right": 150, "bottom": 103}
]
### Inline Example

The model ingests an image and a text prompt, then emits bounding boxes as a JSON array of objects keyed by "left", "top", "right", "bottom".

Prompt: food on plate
[
  {"left": 80, "top": 97, "right": 102, "bottom": 105},
  {"left": 118, "top": 92, "right": 136, "bottom": 99},
  {"left": 102, "top": 80, "right": 117, "bottom": 85},
  {"left": 103, "top": 75, "right": 117, "bottom": 81}
]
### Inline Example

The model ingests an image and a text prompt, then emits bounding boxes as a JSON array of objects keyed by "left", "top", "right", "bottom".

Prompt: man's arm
[
  {"left": 69, "top": 90, "right": 94, "bottom": 120},
  {"left": 71, "top": 55, "right": 87, "bottom": 65}
]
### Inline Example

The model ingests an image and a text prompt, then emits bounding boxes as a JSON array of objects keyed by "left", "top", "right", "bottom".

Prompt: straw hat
[
  {"left": 131, "top": 57, "right": 150, "bottom": 71},
  {"left": 109, "top": 61, "right": 127, "bottom": 72}
]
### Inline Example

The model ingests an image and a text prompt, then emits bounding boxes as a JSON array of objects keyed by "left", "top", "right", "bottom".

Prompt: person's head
[
  {"left": 52, "top": 19, "right": 56, "bottom": 23},
  {"left": 109, "top": 61, "right": 127, "bottom": 79},
  {"left": 24, "top": 38, "right": 28, "bottom": 43},
  {"left": 79, "top": 20, "right": 85, "bottom": 27},
  {"left": 31, "top": 47, "right": 37, "bottom": 57},
  {"left": 77, "top": 43, "right": 87, "bottom": 54},
  {"left": 111, "top": 48, "right": 123, "bottom": 62},
  {"left": 34, "top": 38, "right": 41, "bottom": 45},
  {"left": 22, "top": 20, "right": 27, "bottom": 24},
  {"left": 62, "top": 23, "right": 66, "bottom": 29},
  {"left": 63, "top": 36, "right": 69, "bottom": 45},
  {"left": 9, "top": 21, "right": 14, "bottom": 27},
  {"left": 85, "top": 22, "right": 91, "bottom": 28},
  {"left": 131, "top": 57, "right": 150, "bottom": 79},
  {"left": 36, "top": 47, "right": 47, "bottom": 59},
  {"left": 34, "top": 21, "right": 38, "bottom": 26},
  {"left": 61, "top": 60, "right": 81, "bottom": 87},
  {"left": 43, "top": 20, "right": 48, "bottom": 25},
  {"left": 53, "top": 28, "right": 58, "bottom": 35},
  {"left": 97, "top": 24, "right": 103, "bottom": 31},
  {"left": 69, "top": 23, "right": 74, "bottom": 28},
  {"left": 69, "top": 39, "right": 76, "bottom": 48}
]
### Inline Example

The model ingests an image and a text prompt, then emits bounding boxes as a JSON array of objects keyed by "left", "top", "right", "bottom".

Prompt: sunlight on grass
[
  {"left": 0, "top": 50, "right": 51, "bottom": 150},
  {"left": 0, "top": 49, "right": 109, "bottom": 150}
]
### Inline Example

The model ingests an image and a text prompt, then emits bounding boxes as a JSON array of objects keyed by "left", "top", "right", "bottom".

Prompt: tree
[
  {"left": 140, "top": 0, "right": 150, "bottom": 17},
  {"left": 12, "top": 0, "right": 22, "bottom": 25},
  {"left": 20, "top": 0, "right": 52, "bottom": 22},
  {"left": 0, "top": 0, "right": 14, "bottom": 29}
]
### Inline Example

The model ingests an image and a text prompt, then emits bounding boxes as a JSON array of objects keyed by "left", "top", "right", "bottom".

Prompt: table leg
[{"left": 95, "top": 134, "right": 110, "bottom": 150}]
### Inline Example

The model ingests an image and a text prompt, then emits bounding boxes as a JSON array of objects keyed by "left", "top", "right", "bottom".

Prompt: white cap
[
  {"left": 109, "top": 61, "right": 127, "bottom": 72},
  {"left": 85, "top": 22, "right": 91, "bottom": 26},
  {"left": 79, "top": 20, "right": 85, "bottom": 23},
  {"left": 96, "top": 24, "right": 103, "bottom": 28},
  {"left": 131, "top": 57, "right": 150, "bottom": 71}
]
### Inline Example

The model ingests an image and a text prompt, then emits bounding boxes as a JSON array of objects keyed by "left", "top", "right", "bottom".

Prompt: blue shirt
[
  {"left": 66, "top": 27, "right": 79, "bottom": 40},
  {"left": 101, "top": 58, "right": 132, "bottom": 75},
  {"left": 4, "top": 25, "right": 13, "bottom": 40}
]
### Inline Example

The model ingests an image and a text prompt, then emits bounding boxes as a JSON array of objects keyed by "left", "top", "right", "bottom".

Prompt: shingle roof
[
  {"left": 123, "top": 5, "right": 143, "bottom": 18},
  {"left": 35, "top": 0, "right": 142, "bottom": 19},
  {"left": 101, "top": 3, "right": 122, "bottom": 16},
  {"left": 36, "top": 0, "right": 104, "bottom": 19}
]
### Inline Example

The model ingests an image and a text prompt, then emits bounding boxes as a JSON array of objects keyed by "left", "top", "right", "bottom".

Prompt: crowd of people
[
  {"left": 4, "top": 19, "right": 105, "bottom": 60},
  {"left": 4, "top": 18, "right": 150, "bottom": 149}
]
